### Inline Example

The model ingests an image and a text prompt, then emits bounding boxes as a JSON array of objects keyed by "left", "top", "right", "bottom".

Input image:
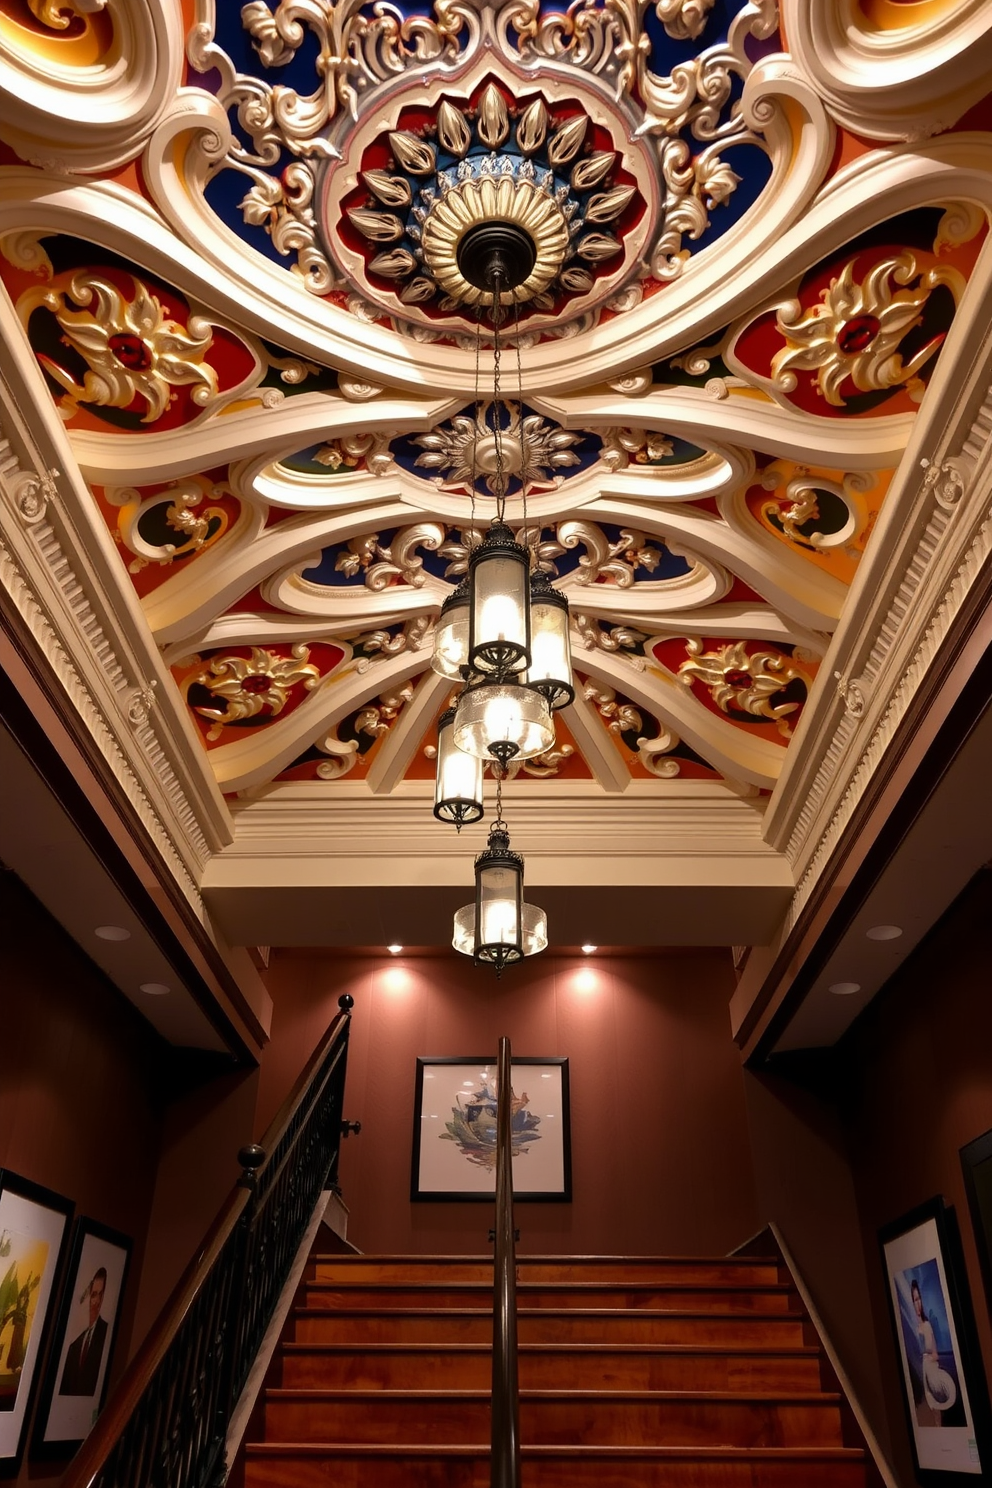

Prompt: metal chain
[
  {"left": 512, "top": 298, "right": 531, "bottom": 570},
  {"left": 491, "top": 266, "right": 506, "bottom": 523}
]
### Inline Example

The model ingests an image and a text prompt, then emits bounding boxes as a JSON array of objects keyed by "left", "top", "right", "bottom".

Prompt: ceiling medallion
[{"left": 332, "top": 78, "right": 650, "bottom": 331}]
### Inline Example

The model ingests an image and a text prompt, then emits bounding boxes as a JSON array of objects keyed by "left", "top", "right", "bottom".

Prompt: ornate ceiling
[{"left": 1, "top": 0, "right": 991, "bottom": 960}]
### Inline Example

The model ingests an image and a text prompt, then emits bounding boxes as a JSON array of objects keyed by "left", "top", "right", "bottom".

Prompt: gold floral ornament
[
  {"left": 413, "top": 404, "right": 582, "bottom": 494},
  {"left": 190, "top": 646, "right": 321, "bottom": 740},
  {"left": 678, "top": 640, "right": 811, "bottom": 739},
  {"left": 771, "top": 252, "right": 965, "bottom": 408},
  {"left": 584, "top": 681, "right": 681, "bottom": 777},
  {"left": 20, "top": 272, "right": 218, "bottom": 424}
]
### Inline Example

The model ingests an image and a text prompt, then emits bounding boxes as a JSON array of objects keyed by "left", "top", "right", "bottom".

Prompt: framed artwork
[
  {"left": 960, "top": 1128, "right": 992, "bottom": 1316},
  {"left": 412, "top": 1056, "right": 571, "bottom": 1202},
  {"left": 32, "top": 1218, "right": 132, "bottom": 1458},
  {"left": 879, "top": 1196, "right": 991, "bottom": 1482},
  {"left": 0, "top": 1169, "right": 73, "bottom": 1468}
]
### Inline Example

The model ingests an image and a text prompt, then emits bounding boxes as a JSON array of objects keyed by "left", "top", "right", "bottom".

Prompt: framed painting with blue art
[
  {"left": 880, "top": 1196, "right": 992, "bottom": 1484},
  {"left": 411, "top": 1057, "right": 570, "bottom": 1202}
]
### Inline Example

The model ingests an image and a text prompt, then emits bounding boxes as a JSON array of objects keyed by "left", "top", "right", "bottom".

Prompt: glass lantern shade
[
  {"left": 433, "top": 707, "right": 484, "bottom": 827},
  {"left": 472, "top": 825, "right": 524, "bottom": 972},
  {"left": 468, "top": 522, "right": 530, "bottom": 677},
  {"left": 527, "top": 570, "right": 574, "bottom": 709},
  {"left": 452, "top": 900, "right": 548, "bottom": 958},
  {"left": 453, "top": 679, "right": 553, "bottom": 768},
  {"left": 431, "top": 579, "right": 470, "bottom": 679}
]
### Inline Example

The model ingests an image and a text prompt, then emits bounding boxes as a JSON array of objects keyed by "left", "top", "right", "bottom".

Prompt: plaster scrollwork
[
  {"left": 783, "top": 0, "right": 992, "bottom": 143},
  {"left": 920, "top": 455, "right": 970, "bottom": 515},
  {"left": 0, "top": 0, "right": 184, "bottom": 174},
  {"left": 758, "top": 467, "right": 874, "bottom": 556},
  {"left": 679, "top": 637, "right": 812, "bottom": 738},
  {"left": 584, "top": 679, "right": 682, "bottom": 778},
  {"left": 7, "top": 466, "right": 60, "bottom": 527}
]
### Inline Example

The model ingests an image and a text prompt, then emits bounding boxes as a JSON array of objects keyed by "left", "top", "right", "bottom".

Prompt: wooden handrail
[
  {"left": 63, "top": 995, "right": 356, "bottom": 1488},
  {"left": 491, "top": 1034, "right": 521, "bottom": 1488}
]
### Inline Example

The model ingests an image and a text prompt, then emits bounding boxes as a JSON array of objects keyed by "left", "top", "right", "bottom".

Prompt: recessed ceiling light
[
  {"left": 829, "top": 981, "right": 861, "bottom": 996},
  {"left": 866, "top": 924, "right": 903, "bottom": 941},
  {"left": 95, "top": 925, "right": 130, "bottom": 941},
  {"left": 581, "top": 944, "right": 597, "bottom": 955},
  {"left": 139, "top": 981, "right": 170, "bottom": 996},
  {"left": 387, "top": 944, "right": 403, "bottom": 955}
]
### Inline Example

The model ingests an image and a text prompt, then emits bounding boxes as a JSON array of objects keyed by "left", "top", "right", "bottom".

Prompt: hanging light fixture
[
  {"left": 526, "top": 567, "right": 574, "bottom": 710},
  {"left": 428, "top": 206, "right": 576, "bottom": 969},
  {"left": 433, "top": 706, "right": 484, "bottom": 826},
  {"left": 431, "top": 577, "right": 471, "bottom": 679}
]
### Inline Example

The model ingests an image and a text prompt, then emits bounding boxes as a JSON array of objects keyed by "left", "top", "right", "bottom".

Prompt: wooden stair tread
[
  {"left": 294, "top": 1305, "right": 802, "bottom": 1318},
  {"left": 281, "top": 1341, "right": 821, "bottom": 1355},
  {"left": 246, "top": 1442, "right": 865, "bottom": 1459},
  {"left": 266, "top": 1388, "right": 841, "bottom": 1403}
]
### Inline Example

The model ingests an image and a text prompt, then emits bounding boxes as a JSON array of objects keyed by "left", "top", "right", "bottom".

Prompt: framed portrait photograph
[
  {"left": 880, "top": 1196, "right": 991, "bottom": 1482},
  {"left": 32, "top": 1218, "right": 131, "bottom": 1458},
  {"left": 412, "top": 1056, "right": 571, "bottom": 1202},
  {"left": 0, "top": 1168, "right": 73, "bottom": 1467}
]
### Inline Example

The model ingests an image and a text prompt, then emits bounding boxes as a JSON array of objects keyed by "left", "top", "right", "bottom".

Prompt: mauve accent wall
[
  {"left": 258, "top": 948, "right": 762, "bottom": 1257},
  {"left": 0, "top": 872, "right": 161, "bottom": 1487},
  {"left": 839, "top": 869, "right": 992, "bottom": 1488}
]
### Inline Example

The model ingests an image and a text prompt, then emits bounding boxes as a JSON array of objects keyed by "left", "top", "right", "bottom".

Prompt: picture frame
[
  {"left": 879, "top": 1196, "right": 992, "bottom": 1482},
  {"left": 959, "top": 1127, "right": 992, "bottom": 1319},
  {"left": 31, "top": 1218, "right": 132, "bottom": 1458},
  {"left": 0, "top": 1168, "right": 73, "bottom": 1469},
  {"left": 411, "top": 1056, "right": 571, "bottom": 1202}
]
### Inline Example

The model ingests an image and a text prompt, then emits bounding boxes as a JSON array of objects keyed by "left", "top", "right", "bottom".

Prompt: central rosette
[{"left": 329, "top": 77, "right": 652, "bottom": 330}]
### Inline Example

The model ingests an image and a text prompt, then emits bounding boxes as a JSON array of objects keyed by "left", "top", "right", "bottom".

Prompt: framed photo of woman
[
  {"left": 880, "top": 1197, "right": 992, "bottom": 1483},
  {"left": 32, "top": 1218, "right": 131, "bottom": 1458},
  {"left": 0, "top": 1168, "right": 74, "bottom": 1467}
]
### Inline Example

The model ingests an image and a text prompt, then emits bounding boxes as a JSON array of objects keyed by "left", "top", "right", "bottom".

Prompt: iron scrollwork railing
[
  {"left": 491, "top": 1034, "right": 521, "bottom": 1488},
  {"left": 63, "top": 994, "right": 357, "bottom": 1488}
]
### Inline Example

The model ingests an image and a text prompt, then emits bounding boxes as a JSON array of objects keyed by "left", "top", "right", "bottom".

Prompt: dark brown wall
[
  {"left": 259, "top": 947, "right": 761, "bottom": 1257},
  {"left": 0, "top": 870, "right": 162, "bottom": 1486},
  {"left": 838, "top": 869, "right": 992, "bottom": 1486}
]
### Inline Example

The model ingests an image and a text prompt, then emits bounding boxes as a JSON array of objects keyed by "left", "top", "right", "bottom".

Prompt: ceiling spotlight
[
  {"left": 139, "top": 982, "right": 170, "bottom": 996},
  {"left": 828, "top": 981, "right": 861, "bottom": 996},
  {"left": 581, "top": 944, "right": 597, "bottom": 955},
  {"left": 866, "top": 924, "right": 903, "bottom": 940},
  {"left": 387, "top": 944, "right": 404, "bottom": 955},
  {"left": 95, "top": 925, "right": 130, "bottom": 941}
]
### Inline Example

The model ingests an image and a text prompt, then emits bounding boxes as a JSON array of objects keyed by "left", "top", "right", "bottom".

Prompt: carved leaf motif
[
  {"left": 477, "top": 84, "right": 510, "bottom": 148},
  {"left": 389, "top": 131, "right": 436, "bottom": 175},
  {"left": 362, "top": 171, "right": 413, "bottom": 208},
  {"left": 437, "top": 101, "right": 472, "bottom": 156},
  {"left": 516, "top": 98, "right": 549, "bottom": 155},
  {"left": 584, "top": 185, "right": 637, "bottom": 225},
  {"left": 400, "top": 277, "right": 438, "bottom": 304},
  {"left": 577, "top": 233, "right": 622, "bottom": 263},
  {"left": 547, "top": 115, "right": 588, "bottom": 167},
  {"left": 571, "top": 152, "right": 616, "bottom": 192},
  {"left": 347, "top": 209, "right": 405, "bottom": 243},
  {"left": 560, "top": 266, "right": 594, "bottom": 294},
  {"left": 369, "top": 249, "right": 418, "bottom": 279}
]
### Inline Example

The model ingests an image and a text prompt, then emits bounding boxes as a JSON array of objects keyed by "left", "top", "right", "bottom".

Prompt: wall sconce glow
[
  {"left": 387, "top": 944, "right": 404, "bottom": 955},
  {"left": 581, "top": 944, "right": 597, "bottom": 955},
  {"left": 828, "top": 981, "right": 861, "bottom": 996},
  {"left": 866, "top": 924, "right": 903, "bottom": 941},
  {"left": 575, "top": 967, "right": 597, "bottom": 992},
  {"left": 95, "top": 925, "right": 130, "bottom": 941}
]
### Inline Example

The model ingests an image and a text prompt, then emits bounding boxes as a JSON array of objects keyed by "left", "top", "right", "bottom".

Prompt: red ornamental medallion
[
  {"left": 836, "top": 315, "right": 880, "bottom": 355},
  {"left": 109, "top": 332, "right": 153, "bottom": 370}
]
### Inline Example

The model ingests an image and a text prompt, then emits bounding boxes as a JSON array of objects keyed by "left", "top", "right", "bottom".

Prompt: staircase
[{"left": 233, "top": 1252, "right": 875, "bottom": 1486}]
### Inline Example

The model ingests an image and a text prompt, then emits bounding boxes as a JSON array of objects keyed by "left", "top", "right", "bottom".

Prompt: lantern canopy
[
  {"left": 431, "top": 578, "right": 471, "bottom": 680},
  {"left": 468, "top": 521, "right": 531, "bottom": 677},
  {"left": 452, "top": 900, "right": 548, "bottom": 958},
  {"left": 473, "top": 823, "right": 525, "bottom": 973},
  {"left": 433, "top": 707, "right": 484, "bottom": 827},
  {"left": 453, "top": 678, "right": 553, "bottom": 768},
  {"left": 527, "top": 568, "right": 574, "bottom": 709}
]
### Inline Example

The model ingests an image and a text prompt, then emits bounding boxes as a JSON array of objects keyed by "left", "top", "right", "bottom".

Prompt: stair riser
[
  {"left": 311, "top": 1261, "right": 782, "bottom": 1286},
  {"left": 303, "top": 1286, "right": 797, "bottom": 1313},
  {"left": 263, "top": 1397, "right": 844, "bottom": 1448},
  {"left": 292, "top": 1315, "right": 807, "bottom": 1347},
  {"left": 243, "top": 1452, "right": 868, "bottom": 1488},
  {"left": 279, "top": 1350, "right": 824, "bottom": 1393}
]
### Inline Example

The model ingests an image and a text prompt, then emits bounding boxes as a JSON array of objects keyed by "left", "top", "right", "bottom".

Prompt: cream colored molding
[
  {"left": 0, "top": 290, "right": 233, "bottom": 917},
  {"left": 765, "top": 236, "right": 992, "bottom": 932},
  {"left": 0, "top": 0, "right": 184, "bottom": 173},
  {"left": 218, "top": 778, "right": 784, "bottom": 872},
  {"left": 784, "top": 0, "right": 992, "bottom": 142}
]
